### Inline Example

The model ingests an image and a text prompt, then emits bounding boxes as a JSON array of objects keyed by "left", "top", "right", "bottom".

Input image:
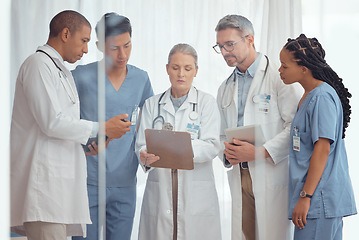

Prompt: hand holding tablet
[{"left": 225, "top": 124, "right": 265, "bottom": 146}]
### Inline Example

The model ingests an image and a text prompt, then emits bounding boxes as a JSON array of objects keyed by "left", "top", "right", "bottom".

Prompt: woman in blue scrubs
[{"left": 278, "top": 34, "right": 356, "bottom": 239}]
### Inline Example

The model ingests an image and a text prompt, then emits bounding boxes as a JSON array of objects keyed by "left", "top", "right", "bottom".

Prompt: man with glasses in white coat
[{"left": 214, "top": 14, "right": 302, "bottom": 240}]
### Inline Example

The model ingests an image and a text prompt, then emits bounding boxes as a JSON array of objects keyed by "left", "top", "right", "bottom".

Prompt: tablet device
[
  {"left": 224, "top": 124, "right": 265, "bottom": 146},
  {"left": 145, "top": 129, "right": 194, "bottom": 170}
]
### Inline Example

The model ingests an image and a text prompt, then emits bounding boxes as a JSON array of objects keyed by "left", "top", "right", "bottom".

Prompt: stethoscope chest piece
[
  {"left": 189, "top": 111, "right": 198, "bottom": 121},
  {"left": 162, "top": 122, "right": 173, "bottom": 131},
  {"left": 252, "top": 95, "right": 261, "bottom": 103}
]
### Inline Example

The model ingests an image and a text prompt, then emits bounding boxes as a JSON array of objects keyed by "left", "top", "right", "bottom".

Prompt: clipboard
[
  {"left": 224, "top": 124, "right": 265, "bottom": 146},
  {"left": 145, "top": 129, "right": 194, "bottom": 170}
]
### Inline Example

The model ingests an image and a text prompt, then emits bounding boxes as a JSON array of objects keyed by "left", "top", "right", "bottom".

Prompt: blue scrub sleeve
[
  {"left": 310, "top": 95, "right": 337, "bottom": 144},
  {"left": 139, "top": 76, "right": 154, "bottom": 108}
]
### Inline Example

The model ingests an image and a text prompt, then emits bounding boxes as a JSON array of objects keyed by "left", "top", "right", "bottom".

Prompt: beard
[{"left": 224, "top": 55, "right": 237, "bottom": 67}]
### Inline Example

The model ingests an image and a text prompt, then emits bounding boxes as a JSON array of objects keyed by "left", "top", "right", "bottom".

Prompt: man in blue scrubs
[{"left": 72, "top": 13, "right": 154, "bottom": 240}]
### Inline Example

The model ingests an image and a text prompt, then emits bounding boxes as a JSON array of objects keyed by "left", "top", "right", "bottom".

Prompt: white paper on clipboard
[{"left": 224, "top": 124, "right": 265, "bottom": 146}]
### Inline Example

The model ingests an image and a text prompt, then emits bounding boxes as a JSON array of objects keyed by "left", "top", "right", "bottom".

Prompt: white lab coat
[
  {"left": 136, "top": 86, "right": 222, "bottom": 240},
  {"left": 217, "top": 54, "right": 302, "bottom": 240},
  {"left": 10, "top": 46, "right": 93, "bottom": 237}
]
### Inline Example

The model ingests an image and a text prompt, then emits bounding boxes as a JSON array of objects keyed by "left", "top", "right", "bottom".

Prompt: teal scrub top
[
  {"left": 288, "top": 82, "right": 356, "bottom": 219},
  {"left": 72, "top": 62, "right": 154, "bottom": 187}
]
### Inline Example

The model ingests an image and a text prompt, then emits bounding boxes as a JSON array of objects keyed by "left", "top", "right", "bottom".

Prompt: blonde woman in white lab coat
[{"left": 135, "top": 43, "right": 222, "bottom": 240}]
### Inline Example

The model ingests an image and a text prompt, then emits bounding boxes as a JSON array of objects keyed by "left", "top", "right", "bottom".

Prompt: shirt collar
[
  {"left": 235, "top": 52, "right": 262, "bottom": 78},
  {"left": 170, "top": 93, "right": 188, "bottom": 111},
  {"left": 44, "top": 44, "right": 64, "bottom": 62}
]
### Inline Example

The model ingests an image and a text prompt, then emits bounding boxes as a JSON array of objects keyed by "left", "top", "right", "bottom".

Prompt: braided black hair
[{"left": 284, "top": 34, "right": 351, "bottom": 138}]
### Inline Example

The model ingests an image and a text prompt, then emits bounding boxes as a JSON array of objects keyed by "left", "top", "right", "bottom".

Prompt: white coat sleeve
[
  {"left": 191, "top": 94, "right": 221, "bottom": 163},
  {"left": 135, "top": 98, "right": 154, "bottom": 173},
  {"left": 216, "top": 83, "right": 232, "bottom": 168},
  {"left": 263, "top": 80, "right": 302, "bottom": 164},
  {"left": 22, "top": 56, "right": 93, "bottom": 144}
]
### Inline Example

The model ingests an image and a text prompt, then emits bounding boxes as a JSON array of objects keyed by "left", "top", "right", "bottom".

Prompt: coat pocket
[
  {"left": 141, "top": 180, "right": 161, "bottom": 217},
  {"left": 190, "top": 181, "right": 219, "bottom": 216},
  {"left": 47, "top": 139, "right": 75, "bottom": 178}
]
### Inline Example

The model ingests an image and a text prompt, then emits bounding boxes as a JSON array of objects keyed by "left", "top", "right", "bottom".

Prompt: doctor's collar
[
  {"left": 44, "top": 44, "right": 64, "bottom": 62},
  {"left": 235, "top": 52, "right": 262, "bottom": 79}
]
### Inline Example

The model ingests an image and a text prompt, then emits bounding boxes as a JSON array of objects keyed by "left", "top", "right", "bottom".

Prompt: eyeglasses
[{"left": 213, "top": 35, "right": 248, "bottom": 54}]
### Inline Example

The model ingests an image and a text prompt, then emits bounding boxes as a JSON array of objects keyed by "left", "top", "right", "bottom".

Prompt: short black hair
[
  {"left": 49, "top": 10, "right": 91, "bottom": 37},
  {"left": 95, "top": 12, "right": 132, "bottom": 41}
]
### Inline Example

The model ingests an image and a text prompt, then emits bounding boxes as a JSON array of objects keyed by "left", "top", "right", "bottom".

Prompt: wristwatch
[{"left": 300, "top": 190, "right": 312, "bottom": 198}]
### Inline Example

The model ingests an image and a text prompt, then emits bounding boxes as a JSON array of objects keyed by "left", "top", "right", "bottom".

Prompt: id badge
[
  {"left": 293, "top": 127, "right": 300, "bottom": 151},
  {"left": 130, "top": 105, "right": 139, "bottom": 125},
  {"left": 186, "top": 123, "right": 199, "bottom": 140},
  {"left": 258, "top": 102, "right": 269, "bottom": 113},
  {"left": 257, "top": 94, "right": 271, "bottom": 113}
]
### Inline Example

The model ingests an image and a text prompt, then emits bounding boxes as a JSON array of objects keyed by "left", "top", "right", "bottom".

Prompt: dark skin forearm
[{"left": 292, "top": 137, "right": 330, "bottom": 229}]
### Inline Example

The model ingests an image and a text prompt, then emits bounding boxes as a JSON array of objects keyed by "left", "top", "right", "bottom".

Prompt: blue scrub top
[
  {"left": 288, "top": 82, "right": 356, "bottom": 219},
  {"left": 72, "top": 62, "right": 154, "bottom": 187}
]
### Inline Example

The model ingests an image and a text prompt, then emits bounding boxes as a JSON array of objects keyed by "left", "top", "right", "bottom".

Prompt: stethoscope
[
  {"left": 36, "top": 50, "right": 77, "bottom": 104},
  {"left": 220, "top": 55, "right": 269, "bottom": 109},
  {"left": 152, "top": 89, "right": 199, "bottom": 129}
]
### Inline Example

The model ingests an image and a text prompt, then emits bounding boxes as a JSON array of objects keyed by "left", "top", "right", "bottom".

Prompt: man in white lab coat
[
  {"left": 214, "top": 15, "right": 302, "bottom": 240},
  {"left": 10, "top": 10, "right": 131, "bottom": 240}
]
